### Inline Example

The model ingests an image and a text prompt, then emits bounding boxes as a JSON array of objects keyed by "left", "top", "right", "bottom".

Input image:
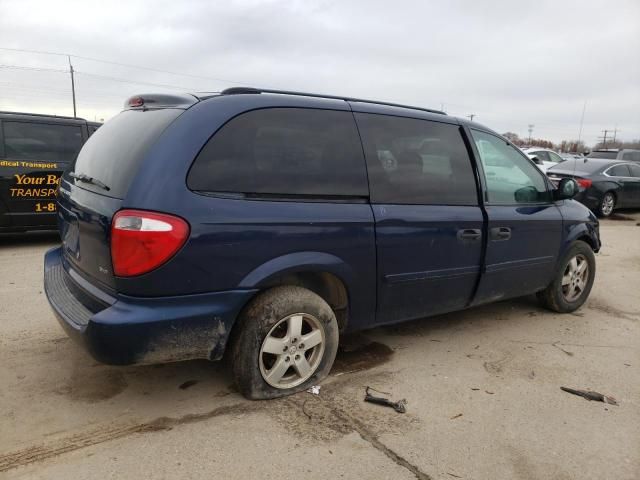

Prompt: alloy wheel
[
  {"left": 561, "top": 253, "right": 590, "bottom": 302},
  {"left": 259, "top": 313, "right": 325, "bottom": 389},
  {"left": 601, "top": 194, "right": 615, "bottom": 216}
]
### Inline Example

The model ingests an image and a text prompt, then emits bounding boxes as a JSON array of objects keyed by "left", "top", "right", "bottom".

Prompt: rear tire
[
  {"left": 537, "top": 240, "right": 595, "bottom": 313},
  {"left": 230, "top": 286, "right": 339, "bottom": 400},
  {"left": 597, "top": 191, "right": 616, "bottom": 217}
]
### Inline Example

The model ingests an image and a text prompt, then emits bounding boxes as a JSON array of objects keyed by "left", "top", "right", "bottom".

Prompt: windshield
[{"left": 70, "top": 109, "right": 182, "bottom": 198}]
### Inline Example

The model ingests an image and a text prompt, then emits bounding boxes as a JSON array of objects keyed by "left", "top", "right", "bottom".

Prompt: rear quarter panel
[{"left": 120, "top": 95, "right": 377, "bottom": 330}]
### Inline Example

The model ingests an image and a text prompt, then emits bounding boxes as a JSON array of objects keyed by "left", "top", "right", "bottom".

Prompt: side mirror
[
  {"left": 554, "top": 178, "right": 579, "bottom": 200},
  {"left": 531, "top": 156, "right": 543, "bottom": 165},
  {"left": 514, "top": 185, "right": 539, "bottom": 203}
]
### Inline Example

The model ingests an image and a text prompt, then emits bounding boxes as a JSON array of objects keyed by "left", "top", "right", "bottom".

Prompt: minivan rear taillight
[{"left": 111, "top": 210, "right": 190, "bottom": 277}]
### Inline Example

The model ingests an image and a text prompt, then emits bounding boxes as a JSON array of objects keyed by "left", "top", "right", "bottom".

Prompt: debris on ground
[
  {"left": 485, "top": 390, "right": 494, "bottom": 395},
  {"left": 552, "top": 341, "right": 574, "bottom": 356},
  {"left": 364, "top": 386, "right": 407, "bottom": 413},
  {"left": 560, "top": 387, "right": 618, "bottom": 405},
  {"left": 178, "top": 379, "right": 198, "bottom": 390},
  {"left": 450, "top": 413, "right": 463, "bottom": 420},
  {"left": 307, "top": 385, "right": 321, "bottom": 395}
]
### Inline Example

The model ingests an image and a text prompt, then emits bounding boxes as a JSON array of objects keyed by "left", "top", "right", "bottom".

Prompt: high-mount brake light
[
  {"left": 128, "top": 96, "right": 144, "bottom": 107},
  {"left": 111, "top": 210, "right": 189, "bottom": 277}
]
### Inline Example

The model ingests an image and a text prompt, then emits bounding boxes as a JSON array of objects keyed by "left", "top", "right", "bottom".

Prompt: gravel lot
[{"left": 1, "top": 211, "right": 639, "bottom": 480}]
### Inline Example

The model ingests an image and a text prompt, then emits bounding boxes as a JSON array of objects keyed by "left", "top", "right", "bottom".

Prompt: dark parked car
[
  {"left": 587, "top": 149, "right": 640, "bottom": 162},
  {"left": 44, "top": 88, "right": 600, "bottom": 399},
  {"left": 547, "top": 159, "right": 640, "bottom": 217},
  {"left": 0, "top": 111, "right": 101, "bottom": 233}
]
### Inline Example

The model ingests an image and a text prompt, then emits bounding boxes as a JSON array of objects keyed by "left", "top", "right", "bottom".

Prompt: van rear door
[
  {"left": 353, "top": 111, "right": 484, "bottom": 324},
  {"left": 57, "top": 108, "right": 184, "bottom": 289},
  {"left": 0, "top": 119, "right": 84, "bottom": 229}
]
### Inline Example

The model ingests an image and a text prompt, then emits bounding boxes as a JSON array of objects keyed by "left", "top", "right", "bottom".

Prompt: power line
[
  {"left": 0, "top": 47, "right": 68, "bottom": 57},
  {"left": 0, "top": 64, "right": 68, "bottom": 73},
  {"left": 0, "top": 63, "right": 205, "bottom": 91},
  {"left": 75, "top": 71, "right": 202, "bottom": 91},
  {"left": 0, "top": 46, "right": 255, "bottom": 87}
]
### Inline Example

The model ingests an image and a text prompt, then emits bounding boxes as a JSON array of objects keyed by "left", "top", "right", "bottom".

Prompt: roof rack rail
[
  {"left": 0, "top": 110, "right": 87, "bottom": 121},
  {"left": 220, "top": 87, "right": 446, "bottom": 116}
]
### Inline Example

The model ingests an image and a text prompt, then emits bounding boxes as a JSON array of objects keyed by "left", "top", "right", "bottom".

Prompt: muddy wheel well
[
  {"left": 577, "top": 235, "right": 597, "bottom": 252},
  {"left": 260, "top": 271, "right": 349, "bottom": 331}
]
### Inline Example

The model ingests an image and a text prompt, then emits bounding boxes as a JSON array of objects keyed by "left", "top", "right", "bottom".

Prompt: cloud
[{"left": 0, "top": 0, "right": 638, "bottom": 145}]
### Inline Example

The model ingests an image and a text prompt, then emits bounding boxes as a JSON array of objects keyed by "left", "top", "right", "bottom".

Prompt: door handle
[
  {"left": 457, "top": 228, "right": 482, "bottom": 241},
  {"left": 490, "top": 227, "right": 511, "bottom": 241}
]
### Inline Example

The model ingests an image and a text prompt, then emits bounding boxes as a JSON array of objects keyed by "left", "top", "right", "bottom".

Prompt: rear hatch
[{"left": 58, "top": 108, "right": 184, "bottom": 290}]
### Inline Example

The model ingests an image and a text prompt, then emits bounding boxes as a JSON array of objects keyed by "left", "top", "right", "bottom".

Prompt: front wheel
[
  {"left": 537, "top": 240, "right": 596, "bottom": 313},
  {"left": 230, "top": 286, "right": 339, "bottom": 399},
  {"left": 597, "top": 192, "right": 616, "bottom": 217}
]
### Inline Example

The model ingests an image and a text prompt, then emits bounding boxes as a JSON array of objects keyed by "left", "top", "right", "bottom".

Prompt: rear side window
[
  {"left": 548, "top": 152, "right": 564, "bottom": 163},
  {"left": 2, "top": 121, "right": 82, "bottom": 162},
  {"left": 531, "top": 151, "right": 551, "bottom": 162},
  {"left": 72, "top": 109, "right": 182, "bottom": 198},
  {"left": 607, "top": 164, "right": 631, "bottom": 176},
  {"left": 622, "top": 151, "right": 640, "bottom": 162},
  {"left": 587, "top": 151, "right": 617, "bottom": 159},
  {"left": 629, "top": 164, "right": 640, "bottom": 177},
  {"left": 354, "top": 113, "right": 478, "bottom": 205},
  {"left": 188, "top": 108, "right": 368, "bottom": 198}
]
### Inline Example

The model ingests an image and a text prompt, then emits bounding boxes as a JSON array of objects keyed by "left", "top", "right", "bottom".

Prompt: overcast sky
[{"left": 1, "top": 0, "right": 638, "bottom": 146}]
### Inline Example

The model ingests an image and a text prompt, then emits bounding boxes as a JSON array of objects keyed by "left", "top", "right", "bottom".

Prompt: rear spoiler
[{"left": 124, "top": 93, "right": 199, "bottom": 110}]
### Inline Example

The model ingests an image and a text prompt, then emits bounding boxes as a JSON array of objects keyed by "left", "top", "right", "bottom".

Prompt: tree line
[{"left": 502, "top": 132, "right": 640, "bottom": 153}]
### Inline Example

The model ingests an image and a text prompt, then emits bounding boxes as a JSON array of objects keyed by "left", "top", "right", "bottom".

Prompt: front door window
[{"left": 472, "top": 130, "right": 550, "bottom": 204}]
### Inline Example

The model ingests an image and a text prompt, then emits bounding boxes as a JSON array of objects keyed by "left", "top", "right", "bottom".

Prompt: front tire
[
  {"left": 597, "top": 191, "right": 616, "bottom": 217},
  {"left": 537, "top": 240, "right": 596, "bottom": 313},
  {"left": 230, "top": 286, "right": 339, "bottom": 400}
]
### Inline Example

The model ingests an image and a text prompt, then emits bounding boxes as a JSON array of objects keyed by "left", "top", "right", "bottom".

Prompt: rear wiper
[{"left": 69, "top": 171, "right": 110, "bottom": 191}]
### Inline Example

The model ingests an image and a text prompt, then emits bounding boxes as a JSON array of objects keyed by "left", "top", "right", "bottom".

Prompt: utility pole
[
  {"left": 528, "top": 124, "right": 534, "bottom": 144},
  {"left": 68, "top": 55, "right": 77, "bottom": 118},
  {"left": 467, "top": 114, "right": 475, "bottom": 122},
  {"left": 598, "top": 129, "right": 613, "bottom": 149}
]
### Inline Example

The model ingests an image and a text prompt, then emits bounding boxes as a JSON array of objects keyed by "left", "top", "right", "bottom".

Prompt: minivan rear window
[
  {"left": 2, "top": 121, "right": 83, "bottom": 163},
  {"left": 70, "top": 109, "right": 182, "bottom": 198},
  {"left": 187, "top": 108, "right": 369, "bottom": 198}
]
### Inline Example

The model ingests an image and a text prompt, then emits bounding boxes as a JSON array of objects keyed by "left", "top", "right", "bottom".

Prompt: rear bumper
[{"left": 44, "top": 247, "right": 257, "bottom": 365}]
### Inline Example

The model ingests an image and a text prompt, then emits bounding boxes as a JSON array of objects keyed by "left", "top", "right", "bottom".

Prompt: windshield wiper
[{"left": 69, "top": 171, "right": 110, "bottom": 191}]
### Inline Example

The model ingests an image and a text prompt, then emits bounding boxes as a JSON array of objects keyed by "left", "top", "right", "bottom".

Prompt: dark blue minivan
[{"left": 44, "top": 88, "right": 600, "bottom": 398}]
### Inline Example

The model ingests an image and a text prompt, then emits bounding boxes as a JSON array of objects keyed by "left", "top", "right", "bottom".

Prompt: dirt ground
[{"left": 1, "top": 211, "right": 639, "bottom": 480}]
